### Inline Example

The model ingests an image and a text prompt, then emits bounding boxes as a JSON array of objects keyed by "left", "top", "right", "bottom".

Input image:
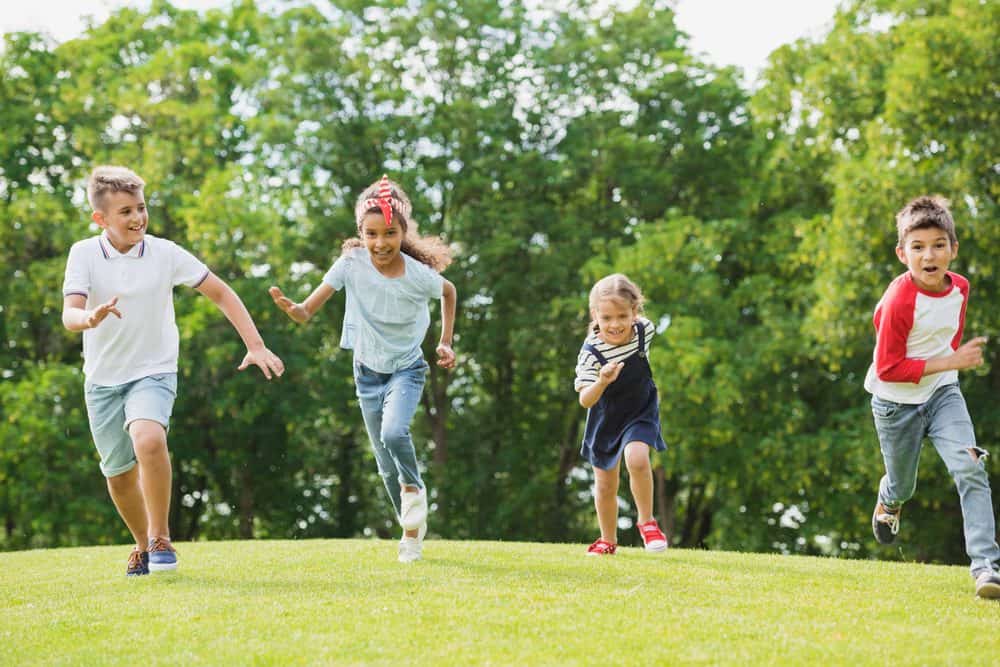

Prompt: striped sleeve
[{"left": 574, "top": 345, "right": 601, "bottom": 391}]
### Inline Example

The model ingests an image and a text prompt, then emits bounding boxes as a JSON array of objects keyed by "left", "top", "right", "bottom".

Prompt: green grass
[{"left": 2, "top": 539, "right": 999, "bottom": 666}]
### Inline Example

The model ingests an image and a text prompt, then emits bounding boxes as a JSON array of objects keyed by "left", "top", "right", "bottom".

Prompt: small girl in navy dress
[
  {"left": 269, "top": 175, "right": 456, "bottom": 563},
  {"left": 575, "top": 274, "right": 668, "bottom": 555}
]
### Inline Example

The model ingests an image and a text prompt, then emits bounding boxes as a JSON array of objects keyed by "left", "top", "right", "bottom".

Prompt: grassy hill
[{"left": 2, "top": 539, "right": 998, "bottom": 665}]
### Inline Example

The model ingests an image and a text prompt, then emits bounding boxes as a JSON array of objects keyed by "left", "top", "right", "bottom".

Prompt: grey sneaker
[
  {"left": 975, "top": 570, "right": 1000, "bottom": 599},
  {"left": 872, "top": 501, "right": 901, "bottom": 544}
]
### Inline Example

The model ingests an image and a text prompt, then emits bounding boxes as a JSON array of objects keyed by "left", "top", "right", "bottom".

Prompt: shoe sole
[
  {"left": 644, "top": 541, "right": 668, "bottom": 552},
  {"left": 976, "top": 582, "right": 1000, "bottom": 599},
  {"left": 148, "top": 561, "right": 178, "bottom": 572}
]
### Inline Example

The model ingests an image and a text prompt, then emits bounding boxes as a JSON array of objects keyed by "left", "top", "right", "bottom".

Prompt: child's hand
[
  {"left": 598, "top": 361, "right": 624, "bottom": 384},
  {"left": 86, "top": 296, "right": 122, "bottom": 329},
  {"left": 953, "top": 336, "right": 987, "bottom": 370},
  {"left": 269, "top": 286, "right": 309, "bottom": 324},
  {"left": 436, "top": 343, "right": 456, "bottom": 369},
  {"left": 238, "top": 347, "right": 286, "bottom": 380}
]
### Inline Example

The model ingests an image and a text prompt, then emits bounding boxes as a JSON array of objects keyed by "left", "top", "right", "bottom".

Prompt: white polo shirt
[{"left": 62, "top": 232, "right": 209, "bottom": 386}]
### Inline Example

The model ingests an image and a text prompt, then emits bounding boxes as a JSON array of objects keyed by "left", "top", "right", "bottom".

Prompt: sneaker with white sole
[
  {"left": 637, "top": 520, "right": 668, "bottom": 552},
  {"left": 586, "top": 538, "right": 617, "bottom": 556},
  {"left": 399, "top": 487, "right": 428, "bottom": 531},
  {"left": 975, "top": 569, "right": 1000, "bottom": 599},
  {"left": 398, "top": 521, "right": 427, "bottom": 563},
  {"left": 147, "top": 536, "right": 178, "bottom": 572},
  {"left": 872, "top": 501, "right": 901, "bottom": 545}
]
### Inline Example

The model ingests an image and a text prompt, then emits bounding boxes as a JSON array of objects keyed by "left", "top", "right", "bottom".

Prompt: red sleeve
[
  {"left": 950, "top": 272, "right": 969, "bottom": 350},
  {"left": 873, "top": 276, "right": 926, "bottom": 383}
]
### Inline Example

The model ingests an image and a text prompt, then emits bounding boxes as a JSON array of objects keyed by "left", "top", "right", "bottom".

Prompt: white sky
[{"left": 0, "top": 0, "right": 843, "bottom": 81}]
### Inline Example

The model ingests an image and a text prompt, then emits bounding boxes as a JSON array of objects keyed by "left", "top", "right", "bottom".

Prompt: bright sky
[{"left": 1, "top": 0, "right": 843, "bottom": 81}]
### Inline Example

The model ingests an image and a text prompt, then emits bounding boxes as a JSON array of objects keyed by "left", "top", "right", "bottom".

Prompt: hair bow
[{"left": 362, "top": 174, "right": 395, "bottom": 227}]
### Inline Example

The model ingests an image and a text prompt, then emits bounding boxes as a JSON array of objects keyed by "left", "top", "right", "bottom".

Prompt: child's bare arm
[
  {"left": 924, "top": 336, "right": 987, "bottom": 375},
  {"left": 578, "top": 362, "right": 624, "bottom": 408},
  {"left": 269, "top": 283, "right": 335, "bottom": 324},
  {"left": 62, "top": 294, "right": 121, "bottom": 331},
  {"left": 436, "top": 279, "right": 457, "bottom": 369},
  {"left": 196, "top": 273, "right": 284, "bottom": 379}
]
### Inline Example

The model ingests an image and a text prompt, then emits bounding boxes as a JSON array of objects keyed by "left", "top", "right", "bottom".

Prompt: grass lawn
[{"left": 2, "top": 539, "right": 999, "bottom": 665}]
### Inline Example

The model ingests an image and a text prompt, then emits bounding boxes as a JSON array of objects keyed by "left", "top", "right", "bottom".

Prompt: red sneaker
[
  {"left": 586, "top": 538, "right": 617, "bottom": 556},
  {"left": 637, "top": 520, "right": 668, "bottom": 552}
]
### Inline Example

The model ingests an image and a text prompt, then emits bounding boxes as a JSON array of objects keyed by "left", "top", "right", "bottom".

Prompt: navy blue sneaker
[
  {"left": 872, "top": 501, "right": 901, "bottom": 545},
  {"left": 147, "top": 537, "right": 178, "bottom": 572},
  {"left": 126, "top": 548, "right": 149, "bottom": 576}
]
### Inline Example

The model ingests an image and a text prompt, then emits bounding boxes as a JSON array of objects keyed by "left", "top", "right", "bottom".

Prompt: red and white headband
[{"left": 357, "top": 174, "right": 411, "bottom": 227}]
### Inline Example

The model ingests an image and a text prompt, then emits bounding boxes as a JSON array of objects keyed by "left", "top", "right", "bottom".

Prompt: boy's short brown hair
[
  {"left": 895, "top": 195, "right": 957, "bottom": 247},
  {"left": 86, "top": 166, "right": 145, "bottom": 211}
]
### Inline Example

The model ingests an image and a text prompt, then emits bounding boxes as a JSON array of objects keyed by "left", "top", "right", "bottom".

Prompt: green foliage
[{"left": 1, "top": 0, "right": 996, "bottom": 568}]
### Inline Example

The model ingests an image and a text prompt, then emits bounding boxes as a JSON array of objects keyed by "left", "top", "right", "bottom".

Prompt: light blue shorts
[{"left": 84, "top": 373, "right": 177, "bottom": 478}]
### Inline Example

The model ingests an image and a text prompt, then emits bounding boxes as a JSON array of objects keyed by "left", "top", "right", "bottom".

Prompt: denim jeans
[
  {"left": 84, "top": 373, "right": 177, "bottom": 478},
  {"left": 872, "top": 383, "right": 1000, "bottom": 575},
  {"left": 353, "top": 358, "right": 428, "bottom": 517}
]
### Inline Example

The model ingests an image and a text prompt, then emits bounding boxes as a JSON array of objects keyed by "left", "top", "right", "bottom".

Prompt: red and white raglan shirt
[
  {"left": 62, "top": 232, "right": 209, "bottom": 386},
  {"left": 863, "top": 271, "right": 969, "bottom": 404}
]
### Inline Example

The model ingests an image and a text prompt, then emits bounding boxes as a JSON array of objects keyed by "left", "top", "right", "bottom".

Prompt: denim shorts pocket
[{"left": 871, "top": 396, "right": 899, "bottom": 419}]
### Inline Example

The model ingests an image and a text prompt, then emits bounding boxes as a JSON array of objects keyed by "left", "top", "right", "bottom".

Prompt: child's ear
[
  {"left": 91, "top": 210, "right": 107, "bottom": 228},
  {"left": 894, "top": 245, "right": 907, "bottom": 266}
]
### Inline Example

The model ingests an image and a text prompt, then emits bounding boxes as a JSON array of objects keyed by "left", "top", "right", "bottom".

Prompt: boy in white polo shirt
[
  {"left": 62, "top": 165, "right": 284, "bottom": 576},
  {"left": 865, "top": 195, "right": 1000, "bottom": 599}
]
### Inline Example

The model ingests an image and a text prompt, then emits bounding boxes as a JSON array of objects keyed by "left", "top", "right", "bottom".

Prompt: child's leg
[
  {"left": 379, "top": 362, "right": 427, "bottom": 493},
  {"left": 85, "top": 380, "right": 149, "bottom": 550},
  {"left": 593, "top": 461, "right": 621, "bottom": 543},
  {"left": 130, "top": 419, "right": 171, "bottom": 539},
  {"left": 871, "top": 396, "right": 923, "bottom": 508},
  {"left": 123, "top": 375, "right": 177, "bottom": 541},
  {"left": 357, "top": 396, "right": 403, "bottom": 516},
  {"left": 926, "top": 386, "right": 1000, "bottom": 574},
  {"left": 623, "top": 441, "right": 654, "bottom": 523},
  {"left": 106, "top": 467, "right": 148, "bottom": 550}
]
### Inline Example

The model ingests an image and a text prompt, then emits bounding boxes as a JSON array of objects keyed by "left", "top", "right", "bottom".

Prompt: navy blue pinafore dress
[{"left": 580, "top": 322, "right": 667, "bottom": 470}]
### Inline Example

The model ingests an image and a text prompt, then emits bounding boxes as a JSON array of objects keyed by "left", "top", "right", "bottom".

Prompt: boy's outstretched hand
[
  {"left": 436, "top": 343, "right": 456, "bottom": 369},
  {"left": 87, "top": 296, "right": 122, "bottom": 329},
  {"left": 269, "top": 286, "right": 309, "bottom": 324},
  {"left": 238, "top": 347, "right": 285, "bottom": 380}
]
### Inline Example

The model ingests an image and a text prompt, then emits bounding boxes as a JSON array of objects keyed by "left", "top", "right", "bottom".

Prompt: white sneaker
[
  {"left": 399, "top": 487, "right": 428, "bottom": 531},
  {"left": 398, "top": 522, "right": 427, "bottom": 564}
]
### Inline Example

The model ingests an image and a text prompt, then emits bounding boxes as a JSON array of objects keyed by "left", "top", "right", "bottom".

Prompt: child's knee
[
  {"left": 951, "top": 446, "right": 989, "bottom": 482},
  {"left": 593, "top": 472, "right": 618, "bottom": 496},
  {"left": 130, "top": 421, "right": 167, "bottom": 458},
  {"left": 623, "top": 442, "right": 651, "bottom": 472}
]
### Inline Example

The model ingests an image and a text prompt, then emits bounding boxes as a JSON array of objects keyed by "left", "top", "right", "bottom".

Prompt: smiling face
[
  {"left": 896, "top": 226, "right": 958, "bottom": 292},
  {"left": 93, "top": 189, "right": 148, "bottom": 253},
  {"left": 592, "top": 297, "right": 638, "bottom": 346},
  {"left": 360, "top": 212, "right": 404, "bottom": 273}
]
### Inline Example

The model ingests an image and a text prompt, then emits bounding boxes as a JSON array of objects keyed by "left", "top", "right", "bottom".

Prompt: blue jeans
[
  {"left": 84, "top": 373, "right": 177, "bottom": 477},
  {"left": 353, "top": 358, "right": 428, "bottom": 517},
  {"left": 872, "top": 383, "right": 1000, "bottom": 575}
]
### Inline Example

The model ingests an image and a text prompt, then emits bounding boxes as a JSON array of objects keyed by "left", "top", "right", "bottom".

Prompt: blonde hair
[
  {"left": 588, "top": 273, "right": 645, "bottom": 334},
  {"left": 342, "top": 177, "right": 452, "bottom": 272},
  {"left": 86, "top": 166, "right": 145, "bottom": 210},
  {"left": 896, "top": 195, "right": 957, "bottom": 247}
]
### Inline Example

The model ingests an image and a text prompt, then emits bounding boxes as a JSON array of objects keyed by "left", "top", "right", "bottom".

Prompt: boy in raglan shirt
[{"left": 865, "top": 195, "right": 1000, "bottom": 599}]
